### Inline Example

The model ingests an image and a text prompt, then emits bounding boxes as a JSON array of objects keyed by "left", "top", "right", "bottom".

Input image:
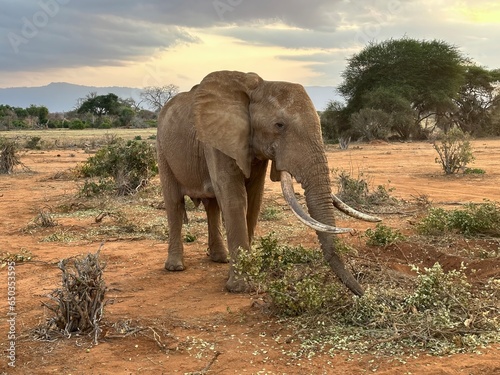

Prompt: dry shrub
[
  {"left": 0, "top": 137, "right": 21, "bottom": 174},
  {"left": 38, "top": 249, "right": 107, "bottom": 343},
  {"left": 34, "top": 206, "right": 58, "bottom": 227},
  {"left": 433, "top": 128, "right": 475, "bottom": 174}
]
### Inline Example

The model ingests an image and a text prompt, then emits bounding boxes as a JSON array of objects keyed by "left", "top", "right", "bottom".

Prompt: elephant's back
[{"left": 157, "top": 91, "right": 196, "bottom": 148}]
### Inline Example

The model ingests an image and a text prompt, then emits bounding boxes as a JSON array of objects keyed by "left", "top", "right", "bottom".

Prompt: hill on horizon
[{"left": 0, "top": 82, "right": 339, "bottom": 113}]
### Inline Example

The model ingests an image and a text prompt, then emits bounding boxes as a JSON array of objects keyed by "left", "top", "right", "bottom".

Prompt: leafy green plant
[
  {"left": 79, "top": 179, "right": 114, "bottom": 197},
  {"left": 464, "top": 167, "right": 486, "bottom": 175},
  {"left": 184, "top": 232, "right": 196, "bottom": 243},
  {"left": 405, "top": 263, "right": 471, "bottom": 312},
  {"left": 365, "top": 223, "right": 405, "bottom": 246},
  {"left": 69, "top": 119, "right": 86, "bottom": 130},
  {"left": 260, "top": 205, "right": 282, "bottom": 221},
  {"left": 236, "top": 234, "right": 342, "bottom": 316},
  {"left": 417, "top": 207, "right": 449, "bottom": 235},
  {"left": 418, "top": 201, "right": 500, "bottom": 236},
  {"left": 434, "top": 128, "right": 475, "bottom": 174},
  {"left": 78, "top": 138, "right": 158, "bottom": 196},
  {"left": 287, "top": 263, "right": 499, "bottom": 357},
  {"left": 237, "top": 234, "right": 500, "bottom": 356}
]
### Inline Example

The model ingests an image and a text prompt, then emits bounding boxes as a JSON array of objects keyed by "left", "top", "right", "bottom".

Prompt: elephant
[{"left": 156, "top": 70, "right": 380, "bottom": 296}]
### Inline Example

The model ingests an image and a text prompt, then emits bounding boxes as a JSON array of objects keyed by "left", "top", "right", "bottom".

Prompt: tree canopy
[
  {"left": 0, "top": 104, "right": 49, "bottom": 129},
  {"left": 77, "top": 93, "right": 121, "bottom": 117},
  {"left": 452, "top": 66, "right": 500, "bottom": 135},
  {"left": 334, "top": 38, "right": 496, "bottom": 140},
  {"left": 340, "top": 38, "right": 467, "bottom": 112}
]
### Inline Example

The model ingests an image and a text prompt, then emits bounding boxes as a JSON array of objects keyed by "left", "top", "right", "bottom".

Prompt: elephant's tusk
[
  {"left": 280, "top": 171, "right": 354, "bottom": 234},
  {"left": 332, "top": 194, "right": 382, "bottom": 222}
]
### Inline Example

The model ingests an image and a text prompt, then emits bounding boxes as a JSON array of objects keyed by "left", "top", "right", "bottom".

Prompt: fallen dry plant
[
  {"left": 37, "top": 248, "right": 107, "bottom": 344},
  {"left": 0, "top": 137, "right": 21, "bottom": 174}
]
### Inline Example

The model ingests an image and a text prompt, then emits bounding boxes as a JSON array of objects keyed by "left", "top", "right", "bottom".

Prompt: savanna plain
[{"left": 1, "top": 129, "right": 499, "bottom": 374}]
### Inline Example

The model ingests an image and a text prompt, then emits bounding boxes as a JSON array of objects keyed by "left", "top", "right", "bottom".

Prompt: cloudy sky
[{"left": 1, "top": 0, "right": 499, "bottom": 93}]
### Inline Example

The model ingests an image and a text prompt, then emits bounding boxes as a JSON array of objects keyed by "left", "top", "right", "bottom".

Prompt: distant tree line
[
  {"left": 0, "top": 85, "right": 179, "bottom": 130},
  {"left": 321, "top": 38, "right": 500, "bottom": 142}
]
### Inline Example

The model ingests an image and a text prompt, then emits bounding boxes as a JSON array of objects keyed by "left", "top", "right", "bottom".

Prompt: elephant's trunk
[{"left": 295, "top": 157, "right": 364, "bottom": 297}]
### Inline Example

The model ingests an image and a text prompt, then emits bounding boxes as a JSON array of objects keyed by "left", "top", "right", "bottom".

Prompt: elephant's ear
[{"left": 194, "top": 71, "right": 262, "bottom": 178}]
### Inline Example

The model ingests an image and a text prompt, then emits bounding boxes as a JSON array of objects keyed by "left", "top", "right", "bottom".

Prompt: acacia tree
[
  {"left": 338, "top": 38, "right": 468, "bottom": 140},
  {"left": 140, "top": 84, "right": 179, "bottom": 113},
  {"left": 77, "top": 93, "right": 121, "bottom": 118},
  {"left": 76, "top": 93, "right": 137, "bottom": 127},
  {"left": 452, "top": 66, "right": 500, "bottom": 136}
]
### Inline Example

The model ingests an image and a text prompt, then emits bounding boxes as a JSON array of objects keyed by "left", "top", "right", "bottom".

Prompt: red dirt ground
[{"left": 1, "top": 138, "right": 499, "bottom": 374}]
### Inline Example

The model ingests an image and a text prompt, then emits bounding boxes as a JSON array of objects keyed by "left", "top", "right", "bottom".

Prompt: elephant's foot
[
  {"left": 208, "top": 245, "right": 229, "bottom": 263},
  {"left": 226, "top": 273, "right": 250, "bottom": 293},
  {"left": 165, "top": 256, "right": 185, "bottom": 271}
]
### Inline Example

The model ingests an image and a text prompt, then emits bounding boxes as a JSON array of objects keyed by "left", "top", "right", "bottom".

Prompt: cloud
[
  {"left": 0, "top": 0, "right": 199, "bottom": 72},
  {"left": 0, "top": 0, "right": 499, "bottom": 89}
]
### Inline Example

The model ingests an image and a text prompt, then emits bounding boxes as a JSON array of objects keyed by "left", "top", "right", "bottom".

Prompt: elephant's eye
[{"left": 275, "top": 122, "right": 285, "bottom": 129}]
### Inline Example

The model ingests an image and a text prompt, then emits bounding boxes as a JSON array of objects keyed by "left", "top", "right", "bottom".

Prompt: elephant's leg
[
  {"left": 164, "top": 197, "right": 187, "bottom": 271},
  {"left": 224, "top": 208, "right": 251, "bottom": 292},
  {"left": 159, "top": 163, "right": 186, "bottom": 271},
  {"left": 202, "top": 198, "right": 228, "bottom": 263},
  {"left": 245, "top": 160, "right": 268, "bottom": 243},
  {"left": 205, "top": 149, "right": 250, "bottom": 292}
]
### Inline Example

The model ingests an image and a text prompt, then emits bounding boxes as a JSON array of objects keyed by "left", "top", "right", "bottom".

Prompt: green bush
[
  {"left": 78, "top": 138, "right": 158, "bottom": 196},
  {"left": 365, "top": 223, "right": 405, "bottom": 246},
  {"left": 98, "top": 119, "right": 113, "bottom": 129},
  {"left": 418, "top": 201, "right": 500, "bottom": 236},
  {"left": 69, "top": 119, "right": 86, "bottom": 130},
  {"left": 236, "top": 234, "right": 342, "bottom": 316},
  {"left": 464, "top": 167, "right": 486, "bottom": 175},
  {"left": 434, "top": 128, "right": 475, "bottom": 174},
  {"left": 417, "top": 207, "right": 448, "bottom": 235},
  {"left": 79, "top": 179, "right": 114, "bottom": 197},
  {"left": 144, "top": 119, "right": 158, "bottom": 128},
  {"left": 405, "top": 263, "right": 471, "bottom": 312}
]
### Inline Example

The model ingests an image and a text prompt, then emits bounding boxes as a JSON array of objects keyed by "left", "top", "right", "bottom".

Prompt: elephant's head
[{"left": 193, "top": 71, "right": 379, "bottom": 296}]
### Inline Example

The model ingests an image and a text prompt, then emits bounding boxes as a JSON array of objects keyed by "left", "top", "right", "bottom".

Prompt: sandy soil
[{"left": 1, "top": 139, "right": 499, "bottom": 374}]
